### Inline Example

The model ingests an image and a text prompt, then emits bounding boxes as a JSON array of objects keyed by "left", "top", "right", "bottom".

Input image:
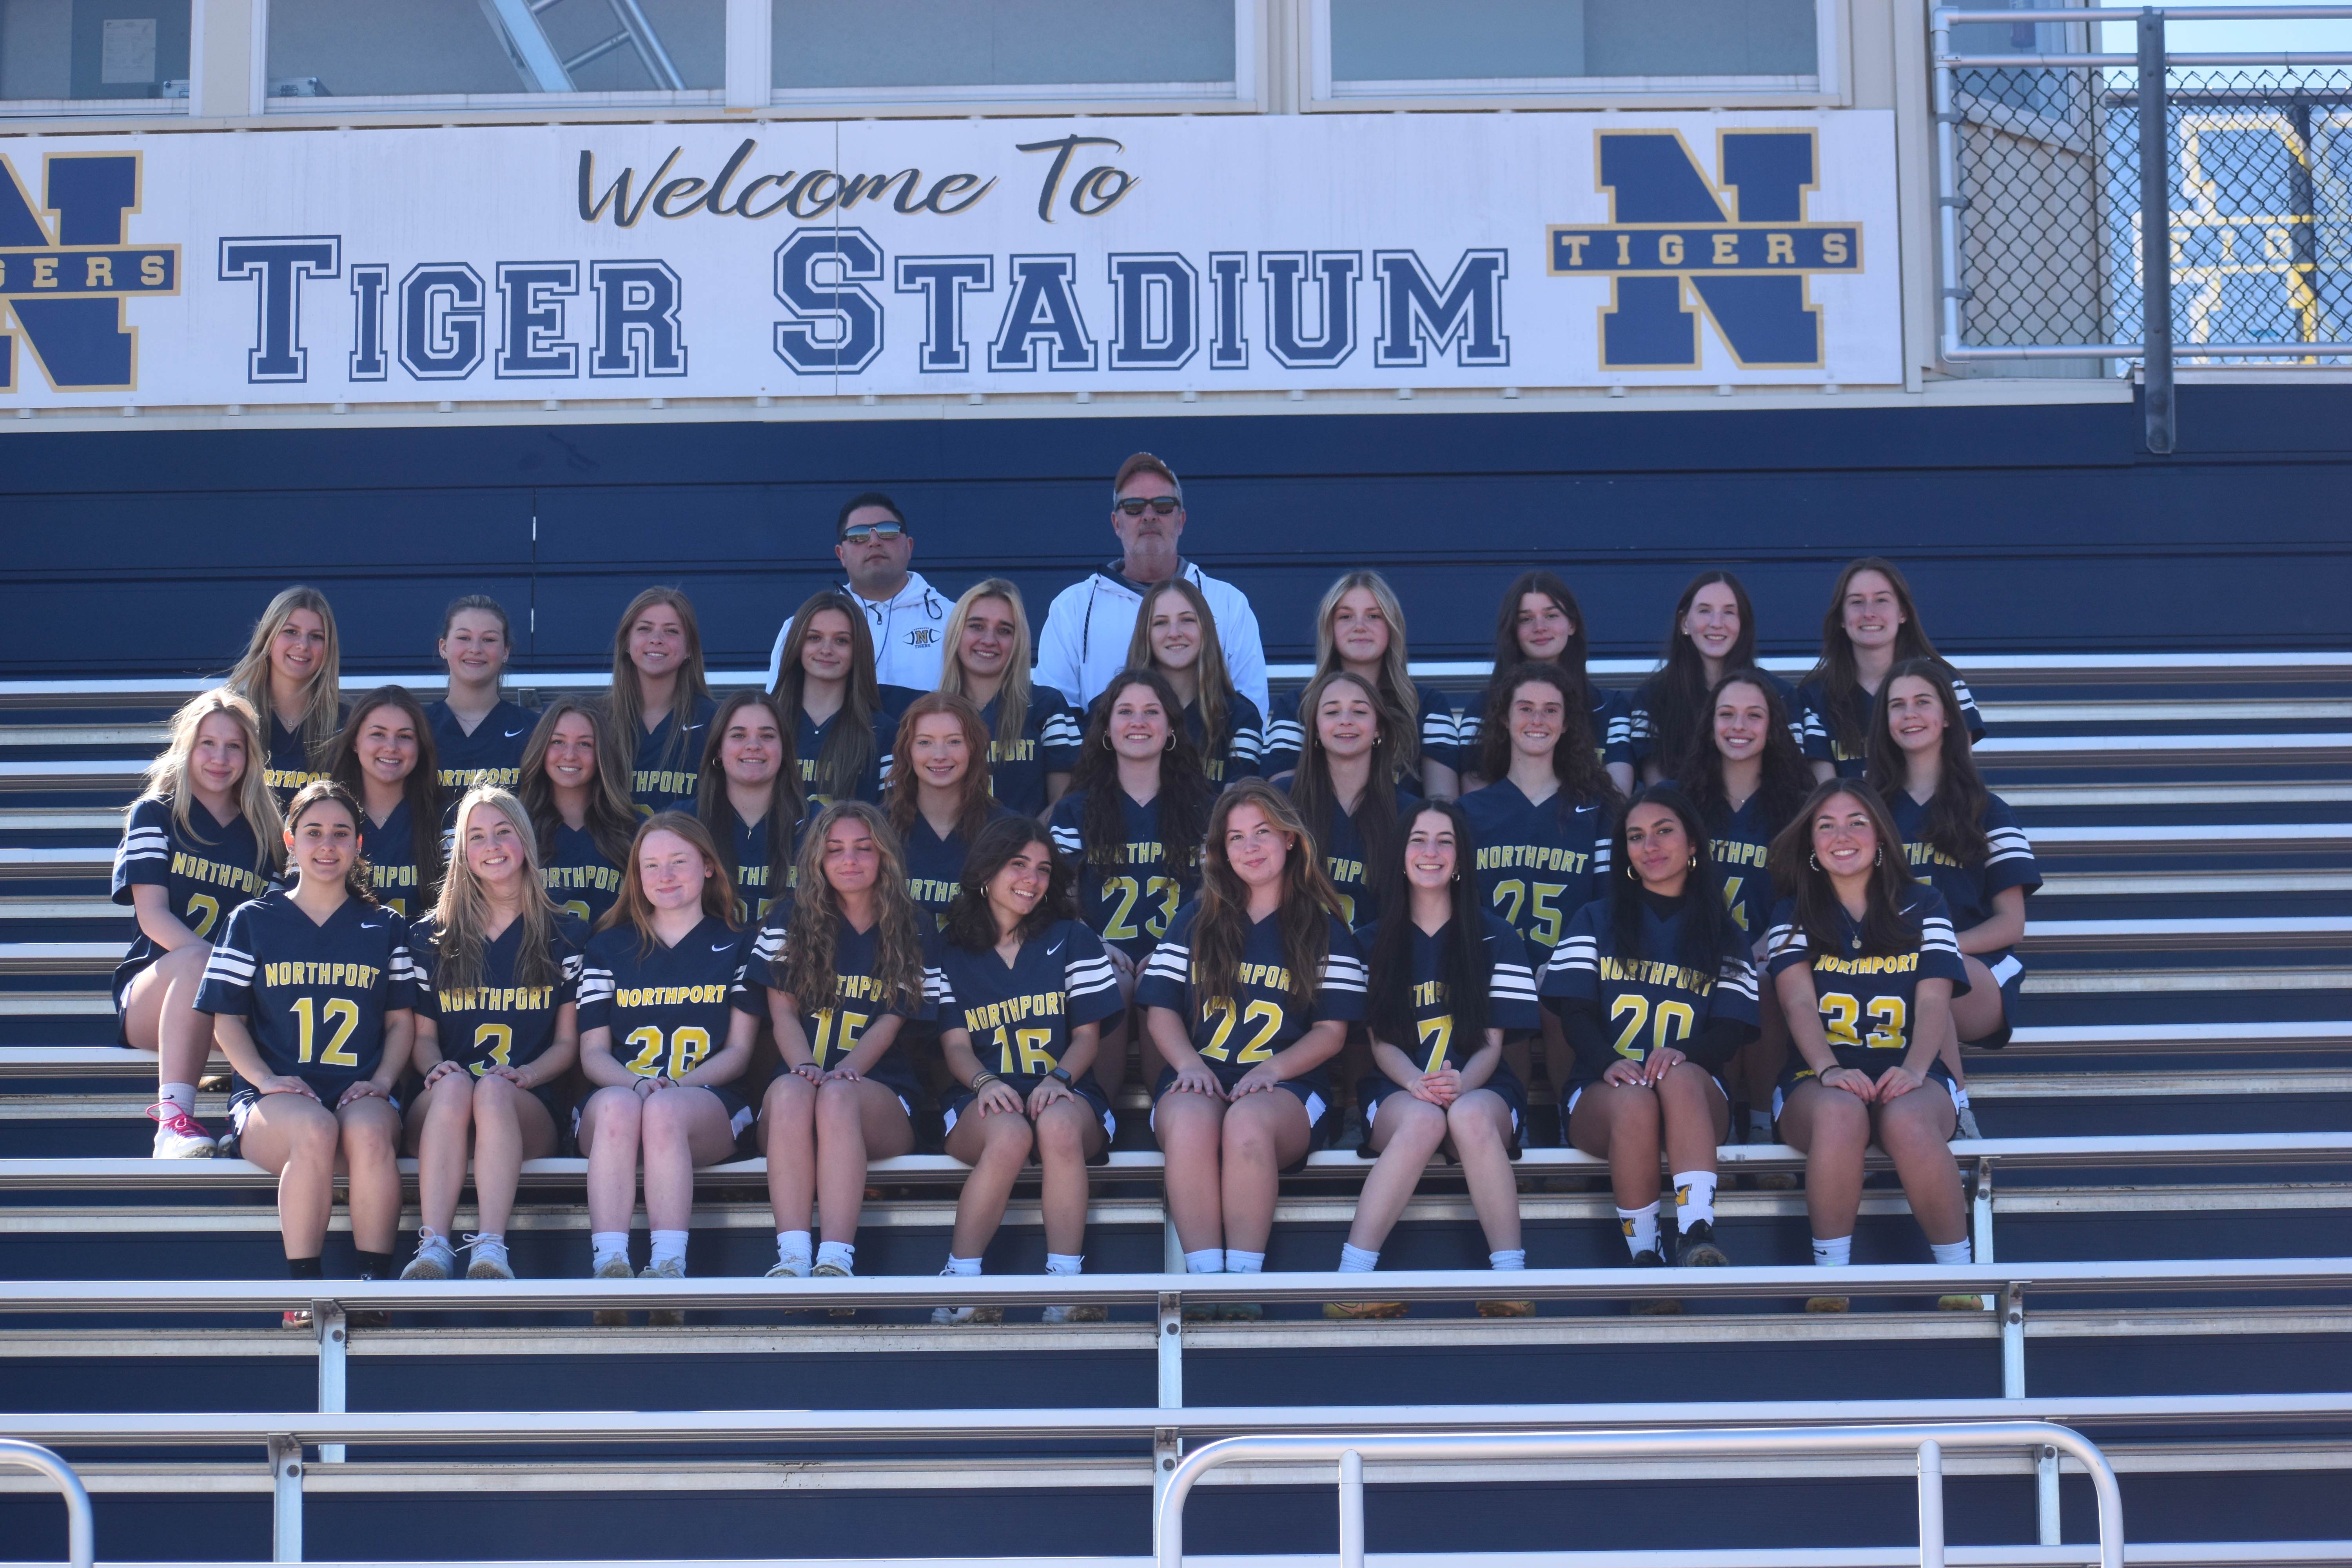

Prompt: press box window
[
  {"left": 1318, "top": 0, "right": 1826, "bottom": 100},
  {"left": 265, "top": 0, "right": 722, "bottom": 109},
  {"left": 771, "top": 0, "right": 1249, "bottom": 105},
  {"left": 0, "top": 0, "right": 189, "bottom": 113}
]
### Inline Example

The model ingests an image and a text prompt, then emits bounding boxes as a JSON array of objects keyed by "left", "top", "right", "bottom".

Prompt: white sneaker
[
  {"left": 641, "top": 1256, "right": 686, "bottom": 1327},
  {"left": 147, "top": 1103, "right": 216, "bottom": 1158},
  {"left": 591, "top": 1252, "right": 634, "bottom": 1327},
  {"left": 463, "top": 1236, "right": 515, "bottom": 1281},
  {"left": 400, "top": 1236, "right": 455, "bottom": 1281},
  {"left": 764, "top": 1255, "right": 811, "bottom": 1280},
  {"left": 931, "top": 1266, "right": 1001, "bottom": 1325},
  {"left": 1042, "top": 1302, "right": 1107, "bottom": 1324}
]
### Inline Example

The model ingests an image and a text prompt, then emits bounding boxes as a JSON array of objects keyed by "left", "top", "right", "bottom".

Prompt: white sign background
[{"left": 0, "top": 112, "right": 1902, "bottom": 407}]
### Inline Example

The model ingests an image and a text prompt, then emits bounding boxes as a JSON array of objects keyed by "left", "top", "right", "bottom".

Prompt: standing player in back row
[
  {"left": 1799, "top": 558, "right": 1984, "bottom": 780},
  {"left": 225, "top": 585, "right": 343, "bottom": 806},
  {"left": 1631, "top": 571, "right": 1806, "bottom": 787},
  {"left": 426, "top": 595, "right": 537, "bottom": 818},
  {"left": 1460, "top": 572, "right": 1634, "bottom": 797},
  {"left": 935, "top": 580, "right": 1080, "bottom": 820},
  {"left": 1264, "top": 571, "right": 1461, "bottom": 799},
  {"left": 606, "top": 588, "right": 719, "bottom": 816},
  {"left": 1125, "top": 577, "right": 1263, "bottom": 786}
]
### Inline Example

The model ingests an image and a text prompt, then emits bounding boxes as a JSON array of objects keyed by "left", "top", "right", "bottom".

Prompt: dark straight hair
[
  {"left": 1646, "top": 570, "right": 1758, "bottom": 775},
  {"left": 1768, "top": 779, "right": 1919, "bottom": 959},
  {"left": 1675, "top": 667, "right": 1814, "bottom": 835},
  {"left": 1613, "top": 784, "right": 1731, "bottom": 974},
  {"left": 1363, "top": 799, "right": 1491, "bottom": 1052},
  {"left": 1864, "top": 657, "right": 1992, "bottom": 866},
  {"left": 943, "top": 815, "right": 1073, "bottom": 953}
]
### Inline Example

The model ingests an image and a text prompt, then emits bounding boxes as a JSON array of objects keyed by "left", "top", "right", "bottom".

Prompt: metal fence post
[
  {"left": 314, "top": 1301, "right": 347, "bottom": 1465},
  {"left": 269, "top": 1432, "right": 304, "bottom": 1564},
  {"left": 1154, "top": 1290, "right": 1184, "bottom": 1510},
  {"left": 2003, "top": 1281, "right": 2028, "bottom": 1399},
  {"left": 2139, "top": 6, "right": 2175, "bottom": 452},
  {"left": 2038, "top": 1442, "right": 2063, "bottom": 1544},
  {"left": 1918, "top": 1438, "right": 1947, "bottom": 1568},
  {"left": 1338, "top": 1448, "right": 1366, "bottom": 1568},
  {"left": 0, "top": 1439, "right": 94, "bottom": 1568}
]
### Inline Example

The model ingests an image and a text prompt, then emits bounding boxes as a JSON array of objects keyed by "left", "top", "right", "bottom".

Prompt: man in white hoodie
[
  {"left": 1034, "top": 452, "right": 1269, "bottom": 714},
  {"left": 764, "top": 491, "right": 953, "bottom": 696}
]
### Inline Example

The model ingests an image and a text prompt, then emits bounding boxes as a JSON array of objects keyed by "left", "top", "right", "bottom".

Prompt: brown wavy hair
[
  {"left": 887, "top": 691, "right": 995, "bottom": 846},
  {"left": 1865, "top": 657, "right": 1992, "bottom": 866},
  {"left": 1474, "top": 661, "right": 1616, "bottom": 809},
  {"left": 1191, "top": 780, "right": 1342, "bottom": 1011},
  {"left": 1804, "top": 557, "right": 1953, "bottom": 761},
  {"left": 604, "top": 811, "right": 737, "bottom": 945},
  {"left": 695, "top": 689, "right": 807, "bottom": 892},
  {"left": 328, "top": 685, "right": 445, "bottom": 897},
  {"left": 1676, "top": 668, "right": 1815, "bottom": 836},
  {"left": 1283, "top": 668, "right": 1403, "bottom": 888},
  {"left": 777, "top": 801, "right": 927, "bottom": 1016},
  {"left": 1067, "top": 669, "right": 1213, "bottom": 876},
  {"left": 518, "top": 697, "right": 639, "bottom": 871},
  {"left": 1768, "top": 780, "right": 1918, "bottom": 960},
  {"left": 943, "top": 815, "right": 1073, "bottom": 953},
  {"left": 1125, "top": 575, "right": 1238, "bottom": 762}
]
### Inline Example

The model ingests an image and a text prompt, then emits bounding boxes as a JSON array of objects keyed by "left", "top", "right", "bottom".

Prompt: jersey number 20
[
  {"left": 624, "top": 1025, "right": 711, "bottom": 1078},
  {"left": 1608, "top": 995, "right": 1696, "bottom": 1062}
]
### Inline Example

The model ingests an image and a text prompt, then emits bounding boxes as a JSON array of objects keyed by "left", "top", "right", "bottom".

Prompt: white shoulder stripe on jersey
[{"left": 1049, "top": 825, "right": 1082, "bottom": 854}]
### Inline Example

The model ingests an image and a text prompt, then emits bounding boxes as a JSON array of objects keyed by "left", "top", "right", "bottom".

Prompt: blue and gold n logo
[
  {"left": 0, "top": 152, "right": 180, "bottom": 393},
  {"left": 1548, "top": 130, "right": 1860, "bottom": 371}
]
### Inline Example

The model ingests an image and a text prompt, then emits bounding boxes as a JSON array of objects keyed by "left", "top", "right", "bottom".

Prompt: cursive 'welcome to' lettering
[{"left": 579, "top": 140, "right": 996, "bottom": 227}]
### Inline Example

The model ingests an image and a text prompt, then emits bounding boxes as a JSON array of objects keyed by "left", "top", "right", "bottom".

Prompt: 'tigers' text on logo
[
  {"left": 1547, "top": 129, "right": 1862, "bottom": 371},
  {"left": 0, "top": 152, "right": 181, "bottom": 394}
]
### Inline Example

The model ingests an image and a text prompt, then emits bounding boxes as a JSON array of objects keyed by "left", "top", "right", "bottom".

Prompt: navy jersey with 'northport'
[
  {"left": 903, "top": 805, "right": 1020, "bottom": 932},
  {"left": 358, "top": 799, "right": 429, "bottom": 918},
  {"left": 978, "top": 688, "right": 1083, "bottom": 818},
  {"left": 1185, "top": 693, "right": 1264, "bottom": 786},
  {"left": 540, "top": 819, "right": 625, "bottom": 930},
  {"left": 1766, "top": 887, "right": 1971, "bottom": 1074},
  {"left": 1694, "top": 789, "right": 1795, "bottom": 941},
  {"left": 1263, "top": 681, "right": 1463, "bottom": 782},
  {"left": 1049, "top": 787, "right": 1200, "bottom": 963},
  {"left": 1135, "top": 902, "right": 1368, "bottom": 1095},
  {"left": 576, "top": 915, "right": 758, "bottom": 1080},
  {"left": 796, "top": 706, "right": 890, "bottom": 808},
  {"left": 1629, "top": 669, "right": 1807, "bottom": 772},
  {"left": 1277, "top": 774, "right": 1420, "bottom": 926},
  {"left": 750, "top": 901, "right": 930, "bottom": 1098},
  {"left": 1799, "top": 671, "right": 1986, "bottom": 779},
  {"left": 931, "top": 918, "right": 1123, "bottom": 1091},
  {"left": 1541, "top": 895, "right": 1762, "bottom": 1086},
  {"left": 194, "top": 888, "right": 418, "bottom": 1093},
  {"left": 410, "top": 912, "right": 586, "bottom": 1075},
  {"left": 719, "top": 802, "right": 798, "bottom": 926},
  {"left": 1359, "top": 912, "right": 1541, "bottom": 1071},
  {"left": 264, "top": 713, "right": 331, "bottom": 805},
  {"left": 1886, "top": 789, "right": 2041, "bottom": 965},
  {"left": 1458, "top": 779, "right": 1613, "bottom": 964},
  {"left": 428, "top": 699, "right": 537, "bottom": 817},
  {"left": 111, "top": 796, "right": 274, "bottom": 1002},
  {"left": 628, "top": 697, "right": 718, "bottom": 816}
]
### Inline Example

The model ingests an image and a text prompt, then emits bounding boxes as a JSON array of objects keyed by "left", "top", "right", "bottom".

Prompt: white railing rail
[
  {"left": 0, "top": 1440, "right": 91, "bottom": 1568},
  {"left": 1153, "top": 1423, "right": 2125, "bottom": 1568}
]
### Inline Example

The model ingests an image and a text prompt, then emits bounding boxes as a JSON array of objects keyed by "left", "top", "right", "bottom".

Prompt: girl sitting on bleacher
[
  {"left": 328, "top": 686, "right": 443, "bottom": 919},
  {"left": 114, "top": 688, "right": 283, "bottom": 1158},
  {"left": 929, "top": 817, "right": 1124, "bottom": 1323},
  {"left": 936, "top": 579, "right": 1080, "bottom": 821},
  {"left": 1765, "top": 780, "right": 1976, "bottom": 1314},
  {"left": 425, "top": 595, "right": 536, "bottom": 819},
  {"left": 1139, "top": 781, "right": 1366, "bottom": 1312},
  {"left": 888, "top": 691, "right": 1016, "bottom": 933},
  {"left": 519, "top": 698, "right": 637, "bottom": 930},
  {"left": 1632, "top": 571, "right": 1807, "bottom": 787},
  {"left": 574, "top": 813, "right": 759, "bottom": 1322},
  {"left": 1263, "top": 571, "right": 1462, "bottom": 800},
  {"left": 1124, "top": 577, "right": 1263, "bottom": 787},
  {"left": 770, "top": 592, "right": 890, "bottom": 808},
  {"left": 1867, "top": 658, "right": 2042, "bottom": 1138},
  {"left": 1545, "top": 787, "right": 1760, "bottom": 1296},
  {"left": 751, "top": 801, "right": 931, "bottom": 1287},
  {"left": 225, "top": 585, "right": 343, "bottom": 808},
  {"left": 1460, "top": 572, "right": 1634, "bottom": 797},
  {"left": 400, "top": 786, "right": 584, "bottom": 1283},
  {"left": 693, "top": 689, "right": 805, "bottom": 926},
  {"left": 1325, "top": 800, "right": 1538, "bottom": 1321},
  {"left": 605, "top": 588, "right": 718, "bottom": 817},
  {"left": 1798, "top": 559, "right": 1984, "bottom": 782},
  {"left": 194, "top": 780, "right": 414, "bottom": 1314}
]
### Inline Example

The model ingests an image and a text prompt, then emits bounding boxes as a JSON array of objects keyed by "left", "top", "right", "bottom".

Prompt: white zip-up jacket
[
  {"left": 765, "top": 571, "right": 952, "bottom": 693},
  {"left": 1034, "top": 559, "right": 1269, "bottom": 715}
]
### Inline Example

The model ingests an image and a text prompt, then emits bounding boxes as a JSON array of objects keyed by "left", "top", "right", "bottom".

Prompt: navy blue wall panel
[{"left": 4, "top": 385, "right": 2347, "bottom": 677}]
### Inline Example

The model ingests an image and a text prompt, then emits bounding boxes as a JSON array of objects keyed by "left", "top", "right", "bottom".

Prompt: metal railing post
[
  {"left": 2139, "top": 7, "right": 2176, "bottom": 452},
  {"left": 1154, "top": 1290, "right": 1184, "bottom": 1510},
  {"left": 1918, "top": 1438, "right": 1947, "bottom": 1568},
  {"left": 1337, "top": 1448, "right": 1365, "bottom": 1568},
  {"left": 0, "top": 1439, "right": 94, "bottom": 1568},
  {"left": 2038, "top": 1441, "right": 2064, "bottom": 1544},
  {"left": 1972, "top": 1157, "right": 1997, "bottom": 1313},
  {"left": 2003, "top": 1281, "right": 2028, "bottom": 1399},
  {"left": 1931, "top": 5, "right": 1971, "bottom": 367},
  {"left": 314, "top": 1301, "right": 347, "bottom": 1465},
  {"left": 269, "top": 1432, "right": 304, "bottom": 1564}
]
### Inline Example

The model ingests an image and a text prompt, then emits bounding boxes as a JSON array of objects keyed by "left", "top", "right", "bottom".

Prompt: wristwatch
[{"left": 1048, "top": 1067, "right": 1075, "bottom": 1086}]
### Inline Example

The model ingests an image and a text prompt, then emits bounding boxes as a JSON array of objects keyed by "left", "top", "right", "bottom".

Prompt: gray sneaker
[
  {"left": 1954, "top": 1103, "right": 1984, "bottom": 1141},
  {"left": 463, "top": 1236, "right": 515, "bottom": 1281},
  {"left": 640, "top": 1257, "right": 685, "bottom": 1327},
  {"left": 764, "top": 1255, "right": 811, "bottom": 1280},
  {"left": 400, "top": 1230, "right": 454, "bottom": 1281},
  {"left": 591, "top": 1252, "right": 634, "bottom": 1327}
]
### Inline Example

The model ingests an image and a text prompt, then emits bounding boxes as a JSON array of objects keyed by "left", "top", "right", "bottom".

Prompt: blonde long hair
[
  {"left": 226, "top": 586, "right": 341, "bottom": 767},
  {"left": 1125, "top": 575, "right": 1237, "bottom": 759},
  {"left": 938, "top": 579, "right": 1036, "bottom": 753},
  {"left": 1312, "top": 570, "right": 1422, "bottom": 775},
  {"left": 605, "top": 587, "right": 713, "bottom": 782},
  {"left": 430, "top": 787, "right": 564, "bottom": 995},
  {"left": 136, "top": 688, "right": 283, "bottom": 873}
]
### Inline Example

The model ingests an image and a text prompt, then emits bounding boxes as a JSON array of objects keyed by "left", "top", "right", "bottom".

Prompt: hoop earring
[
  {"left": 1874, "top": 847, "right": 1883, "bottom": 866},
  {"left": 1809, "top": 853, "right": 1821, "bottom": 871},
  {"left": 1688, "top": 853, "right": 1699, "bottom": 869},
  {"left": 1625, "top": 862, "right": 1641, "bottom": 881},
  {"left": 1164, "top": 734, "right": 1176, "bottom": 752}
]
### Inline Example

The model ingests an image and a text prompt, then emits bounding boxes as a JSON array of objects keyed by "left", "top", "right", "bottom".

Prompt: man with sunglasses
[
  {"left": 763, "top": 491, "right": 953, "bottom": 695},
  {"left": 1035, "top": 452, "right": 1269, "bottom": 713}
]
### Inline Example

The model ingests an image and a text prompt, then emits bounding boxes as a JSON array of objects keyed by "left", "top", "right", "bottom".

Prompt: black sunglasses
[
  {"left": 1114, "top": 496, "right": 1181, "bottom": 516},
  {"left": 840, "top": 520, "right": 906, "bottom": 542}
]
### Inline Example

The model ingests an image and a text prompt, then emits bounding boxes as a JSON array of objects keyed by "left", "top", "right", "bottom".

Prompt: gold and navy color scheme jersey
[
  {"left": 1457, "top": 779, "right": 1613, "bottom": 963},
  {"left": 577, "top": 915, "right": 759, "bottom": 1081},
  {"left": 1766, "top": 887, "right": 1971, "bottom": 1073},
  {"left": 1542, "top": 895, "right": 1762, "bottom": 1087},
  {"left": 1629, "top": 669, "right": 1807, "bottom": 771},
  {"left": 1135, "top": 901, "right": 1368, "bottom": 1096},
  {"left": 750, "top": 899, "right": 930, "bottom": 1098},
  {"left": 1183, "top": 692, "right": 1264, "bottom": 786},
  {"left": 1048, "top": 787, "right": 1200, "bottom": 963},
  {"left": 1887, "top": 789, "right": 2040, "bottom": 964},
  {"left": 1263, "top": 681, "right": 1463, "bottom": 782},
  {"left": 795, "top": 706, "right": 889, "bottom": 808},
  {"left": 1276, "top": 775, "right": 1420, "bottom": 926},
  {"left": 194, "top": 889, "right": 419, "bottom": 1093},
  {"left": 110, "top": 797, "right": 272, "bottom": 1001},
  {"left": 902, "top": 805, "right": 1020, "bottom": 933},
  {"left": 540, "top": 820, "right": 624, "bottom": 929},
  {"left": 721, "top": 803, "right": 800, "bottom": 926},
  {"left": 1458, "top": 682, "right": 1634, "bottom": 771},
  {"left": 263, "top": 713, "right": 331, "bottom": 805},
  {"left": 409, "top": 913, "right": 586, "bottom": 1075},
  {"left": 358, "top": 800, "right": 428, "bottom": 918},
  {"left": 427, "top": 699, "right": 537, "bottom": 817},
  {"left": 629, "top": 696, "right": 718, "bottom": 816},
  {"left": 930, "top": 918, "right": 1123, "bottom": 1092},
  {"left": 1357, "top": 911, "right": 1541, "bottom": 1070},
  {"left": 978, "top": 688, "right": 1083, "bottom": 818},
  {"left": 1798, "top": 671, "right": 1986, "bottom": 779},
  {"left": 1693, "top": 789, "right": 1792, "bottom": 941}
]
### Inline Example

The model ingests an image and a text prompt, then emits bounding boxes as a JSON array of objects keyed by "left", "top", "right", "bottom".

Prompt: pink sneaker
[{"left": 147, "top": 1103, "right": 217, "bottom": 1158}]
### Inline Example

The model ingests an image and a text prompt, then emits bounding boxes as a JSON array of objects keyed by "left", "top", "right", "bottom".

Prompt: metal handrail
[
  {"left": 1153, "top": 1423, "right": 2126, "bottom": 1568},
  {"left": 0, "top": 1439, "right": 93, "bottom": 1568}
]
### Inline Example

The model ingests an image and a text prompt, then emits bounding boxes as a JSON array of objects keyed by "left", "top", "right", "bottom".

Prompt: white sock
[
  {"left": 1045, "top": 1254, "right": 1083, "bottom": 1276},
  {"left": 815, "top": 1240, "right": 855, "bottom": 1272},
  {"left": 1950, "top": 1084, "right": 1972, "bottom": 1109},
  {"left": 1338, "top": 1243, "right": 1379, "bottom": 1274},
  {"left": 1618, "top": 1203, "right": 1660, "bottom": 1258},
  {"left": 1931, "top": 1238, "right": 1973, "bottom": 1266},
  {"left": 648, "top": 1229, "right": 688, "bottom": 1269},
  {"left": 1488, "top": 1249, "right": 1526, "bottom": 1271},
  {"left": 1812, "top": 1235, "right": 1853, "bottom": 1268},
  {"left": 1183, "top": 1249, "right": 1224, "bottom": 1274},
  {"left": 159, "top": 1081, "right": 198, "bottom": 1116},
  {"left": 1746, "top": 1108, "right": 1774, "bottom": 1143},
  {"left": 590, "top": 1231, "right": 630, "bottom": 1270},
  {"left": 1225, "top": 1249, "right": 1265, "bottom": 1274},
  {"left": 777, "top": 1230, "right": 811, "bottom": 1266},
  {"left": 1673, "top": 1171, "right": 1719, "bottom": 1230},
  {"left": 943, "top": 1254, "right": 982, "bottom": 1277}
]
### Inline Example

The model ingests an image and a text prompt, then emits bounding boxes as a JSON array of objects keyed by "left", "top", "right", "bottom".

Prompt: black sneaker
[
  {"left": 1630, "top": 1247, "right": 1681, "bottom": 1314},
  {"left": 1675, "top": 1220, "right": 1730, "bottom": 1268}
]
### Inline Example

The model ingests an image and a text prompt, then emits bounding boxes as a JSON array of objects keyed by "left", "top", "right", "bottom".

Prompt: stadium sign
[{"left": 0, "top": 113, "right": 1898, "bottom": 407}]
